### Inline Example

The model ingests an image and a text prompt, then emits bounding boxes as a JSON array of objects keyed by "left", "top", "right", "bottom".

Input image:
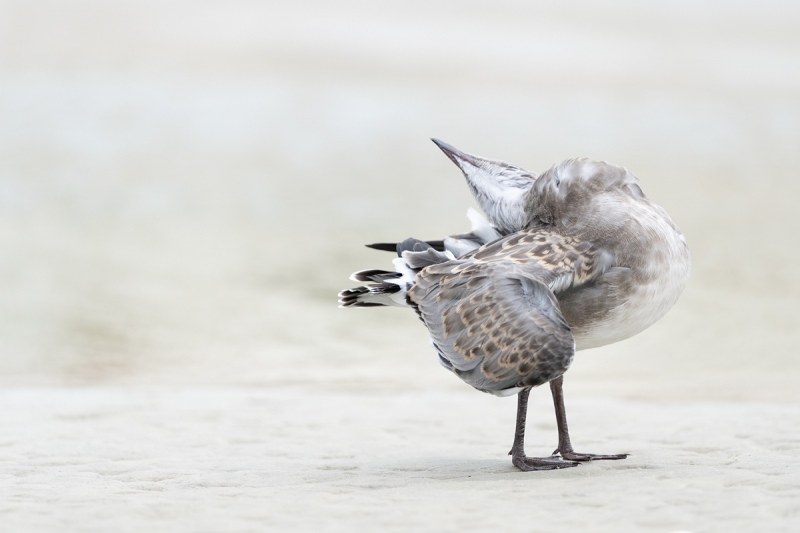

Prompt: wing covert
[{"left": 410, "top": 262, "right": 575, "bottom": 395}]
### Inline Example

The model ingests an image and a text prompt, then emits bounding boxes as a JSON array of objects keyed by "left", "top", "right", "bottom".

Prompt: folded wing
[
  {"left": 409, "top": 265, "right": 572, "bottom": 395},
  {"left": 408, "top": 228, "right": 615, "bottom": 396}
]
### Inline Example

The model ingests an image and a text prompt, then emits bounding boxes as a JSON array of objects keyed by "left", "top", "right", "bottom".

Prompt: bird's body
[
  {"left": 339, "top": 140, "right": 690, "bottom": 471},
  {"left": 526, "top": 159, "right": 690, "bottom": 352}
]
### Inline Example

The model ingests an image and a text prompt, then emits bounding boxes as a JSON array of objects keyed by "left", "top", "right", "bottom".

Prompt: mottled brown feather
[{"left": 407, "top": 227, "right": 616, "bottom": 394}]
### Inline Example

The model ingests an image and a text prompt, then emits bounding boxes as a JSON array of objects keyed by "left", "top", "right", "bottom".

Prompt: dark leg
[
  {"left": 549, "top": 376, "right": 628, "bottom": 461},
  {"left": 508, "top": 388, "right": 579, "bottom": 471}
]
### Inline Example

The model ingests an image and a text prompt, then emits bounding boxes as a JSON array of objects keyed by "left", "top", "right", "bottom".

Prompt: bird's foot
[
  {"left": 552, "top": 448, "right": 628, "bottom": 462},
  {"left": 510, "top": 452, "right": 579, "bottom": 471}
]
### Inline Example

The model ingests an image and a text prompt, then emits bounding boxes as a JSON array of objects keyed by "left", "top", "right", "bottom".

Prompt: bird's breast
[{"left": 565, "top": 212, "right": 690, "bottom": 350}]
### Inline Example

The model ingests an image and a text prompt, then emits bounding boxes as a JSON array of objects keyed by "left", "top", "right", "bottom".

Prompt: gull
[{"left": 339, "top": 139, "right": 690, "bottom": 471}]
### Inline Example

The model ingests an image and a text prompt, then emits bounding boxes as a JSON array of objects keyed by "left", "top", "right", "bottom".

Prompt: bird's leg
[
  {"left": 508, "top": 388, "right": 579, "bottom": 471},
  {"left": 549, "top": 376, "right": 628, "bottom": 461}
]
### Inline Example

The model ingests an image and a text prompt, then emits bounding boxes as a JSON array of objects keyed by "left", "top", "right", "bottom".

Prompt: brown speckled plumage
[
  {"left": 338, "top": 139, "right": 690, "bottom": 471},
  {"left": 408, "top": 229, "right": 618, "bottom": 394}
]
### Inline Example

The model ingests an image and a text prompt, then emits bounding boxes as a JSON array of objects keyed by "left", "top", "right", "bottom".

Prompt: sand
[
  {"left": 2, "top": 1, "right": 799, "bottom": 531},
  {"left": 2, "top": 387, "right": 799, "bottom": 532}
]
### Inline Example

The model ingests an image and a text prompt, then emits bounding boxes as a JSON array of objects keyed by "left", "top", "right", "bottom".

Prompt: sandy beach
[
  {"left": 2, "top": 387, "right": 799, "bottom": 532},
  {"left": 1, "top": 1, "right": 799, "bottom": 531}
]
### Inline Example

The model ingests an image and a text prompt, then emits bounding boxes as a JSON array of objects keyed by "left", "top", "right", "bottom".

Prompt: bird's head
[{"left": 526, "top": 158, "right": 647, "bottom": 230}]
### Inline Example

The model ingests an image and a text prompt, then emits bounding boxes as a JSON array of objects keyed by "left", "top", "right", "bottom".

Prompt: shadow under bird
[{"left": 338, "top": 139, "right": 690, "bottom": 471}]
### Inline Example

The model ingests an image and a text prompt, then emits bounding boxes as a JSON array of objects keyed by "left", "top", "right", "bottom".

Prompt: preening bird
[{"left": 339, "top": 139, "right": 690, "bottom": 471}]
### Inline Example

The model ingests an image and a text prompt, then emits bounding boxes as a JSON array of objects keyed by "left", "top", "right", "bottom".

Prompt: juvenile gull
[{"left": 339, "top": 139, "right": 690, "bottom": 471}]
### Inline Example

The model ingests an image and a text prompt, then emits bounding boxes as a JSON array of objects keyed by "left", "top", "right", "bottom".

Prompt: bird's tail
[{"left": 338, "top": 238, "right": 455, "bottom": 308}]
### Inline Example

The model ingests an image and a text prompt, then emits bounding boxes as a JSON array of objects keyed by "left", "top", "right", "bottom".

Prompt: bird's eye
[{"left": 555, "top": 179, "right": 561, "bottom": 187}]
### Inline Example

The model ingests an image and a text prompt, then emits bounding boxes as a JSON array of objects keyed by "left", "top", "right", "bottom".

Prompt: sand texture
[
  {"left": 1, "top": 1, "right": 799, "bottom": 531},
  {"left": 2, "top": 388, "right": 799, "bottom": 532}
]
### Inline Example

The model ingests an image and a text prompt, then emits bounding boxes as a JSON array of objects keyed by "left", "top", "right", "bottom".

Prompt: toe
[
  {"left": 560, "top": 451, "right": 628, "bottom": 462},
  {"left": 512, "top": 455, "right": 580, "bottom": 471}
]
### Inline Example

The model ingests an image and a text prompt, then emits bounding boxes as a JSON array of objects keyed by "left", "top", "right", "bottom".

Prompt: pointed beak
[{"left": 431, "top": 138, "right": 484, "bottom": 170}]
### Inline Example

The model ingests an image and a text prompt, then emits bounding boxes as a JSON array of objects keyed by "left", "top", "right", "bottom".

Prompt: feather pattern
[
  {"left": 411, "top": 262, "right": 575, "bottom": 395},
  {"left": 407, "top": 229, "right": 614, "bottom": 395},
  {"left": 339, "top": 146, "right": 690, "bottom": 399}
]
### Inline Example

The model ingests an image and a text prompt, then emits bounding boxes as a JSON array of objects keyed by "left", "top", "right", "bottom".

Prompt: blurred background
[{"left": 1, "top": 0, "right": 798, "bottom": 400}]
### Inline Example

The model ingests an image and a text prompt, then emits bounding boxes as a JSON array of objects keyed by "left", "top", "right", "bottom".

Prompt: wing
[
  {"left": 365, "top": 208, "right": 506, "bottom": 258},
  {"left": 464, "top": 229, "right": 615, "bottom": 294},
  {"left": 410, "top": 262, "right": 574, "bottom": 394},
  {"left": 408, "top": 228, "right": 615, "bottom": 395}
]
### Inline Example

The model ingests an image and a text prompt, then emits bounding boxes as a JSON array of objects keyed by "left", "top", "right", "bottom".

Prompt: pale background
[{"left": 1, "top": 1, "right": 799, "bottom": 531}]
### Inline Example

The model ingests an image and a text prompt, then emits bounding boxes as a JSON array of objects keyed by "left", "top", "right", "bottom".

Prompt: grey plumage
[
  {"left": 412, "top": 255, "right": 575, "bottom": 394},
  {"left": 338, "top": 139, "right": 690, "bottom": 471},
  {"left": 431, "top": 138, "right": 537, "bottom": 235}
]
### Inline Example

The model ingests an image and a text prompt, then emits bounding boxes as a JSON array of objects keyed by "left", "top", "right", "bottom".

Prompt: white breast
[{"left": 575, "top": 212, "right": 691, "bottom": 351}]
